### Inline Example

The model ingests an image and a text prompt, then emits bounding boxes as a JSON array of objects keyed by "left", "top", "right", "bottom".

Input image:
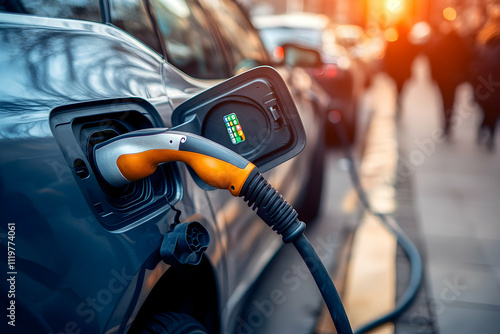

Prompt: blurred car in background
[
  {"left": 253, "top": 12, "right": 365, "bottom": 144},
  {"left": 0, "top": 0, "right": 329, "bottom": 333},
  {"left": 334, "top": 24, "right": 386, "bottom": 87}
]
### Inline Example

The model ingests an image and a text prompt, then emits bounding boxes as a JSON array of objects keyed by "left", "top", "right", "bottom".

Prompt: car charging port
[
  {"left": 49, "top": 99, "right": 181, "bottom": 231},
  {"left": 160, "top": 221, "right": 210, "bottom": 266}
]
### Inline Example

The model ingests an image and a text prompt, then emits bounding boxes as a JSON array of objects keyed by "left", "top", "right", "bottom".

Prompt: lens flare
[
  {"left": 443, "top": 7, "right": 457, "bottom": 21},
  {"left": 386, "top": 0, "right": 404, "bottom": 14},
  {"left": 384, "top": 28, "right": 399, "bottom": 42}
]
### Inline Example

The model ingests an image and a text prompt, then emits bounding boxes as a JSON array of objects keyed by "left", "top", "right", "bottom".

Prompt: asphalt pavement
[
  {"left": 320, "top": 54, "right": 500, "bottom": 334},
  {"left": 335, "top": 54, "right": 500, "bottom": 334}
]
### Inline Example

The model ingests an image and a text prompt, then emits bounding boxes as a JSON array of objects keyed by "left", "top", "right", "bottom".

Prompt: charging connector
[{"left": 93, "top": 129, "right": 354, "bottom": 334}]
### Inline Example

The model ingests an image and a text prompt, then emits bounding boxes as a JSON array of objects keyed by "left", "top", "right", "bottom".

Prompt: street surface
[
  {"left": 323, "top": 55, "right": 500, "bottom": 333},
  {"left": 397, "top": 55, "right": 500, "bottom": 333}
]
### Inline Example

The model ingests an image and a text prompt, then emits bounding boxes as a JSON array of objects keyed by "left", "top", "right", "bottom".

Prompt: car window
[
  {"left": 110, "top": 0, "right": 163, "bottom": 55},
  {"left": 259, "top": 27, "right": 323, "bottom": 52},
  {"left": 149, "top": 0, "right": 228, "bottom": 79},
  {"left": 199, "top": 0, "right": 268, "bottom": 75},
  {"left": 1, "top": 0, "right": 101, "bottom": 22}
]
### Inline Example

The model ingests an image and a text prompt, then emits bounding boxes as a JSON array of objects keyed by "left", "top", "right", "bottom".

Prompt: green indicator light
[{"left": 224, "top": 113, "right": 245, "bottom": 144}]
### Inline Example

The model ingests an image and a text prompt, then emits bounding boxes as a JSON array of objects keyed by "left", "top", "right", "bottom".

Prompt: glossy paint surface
[{"left": 0, "top": 10, "right": 324, "bottom": 334}]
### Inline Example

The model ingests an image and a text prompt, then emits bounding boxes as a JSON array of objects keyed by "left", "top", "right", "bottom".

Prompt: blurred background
[
  {"left": 245, "top": 0, "right": 488, "bottom": 34},
  {"left": 233, "top": 1, "right": 500, "bottom": 333}
]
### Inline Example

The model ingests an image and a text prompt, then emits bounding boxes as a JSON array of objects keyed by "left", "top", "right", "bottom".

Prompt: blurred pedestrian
[
  {"left": 472, "top": 6, "right": 500, "bottom": 151},
  {"left": 426, "top": 23, "right": 473, "bottom": 138},
  {"left": 384, "top": 21, "right": 418, "bottom": 117}
]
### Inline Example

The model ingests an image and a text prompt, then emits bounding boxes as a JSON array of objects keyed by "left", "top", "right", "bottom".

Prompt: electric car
[{"left": 0, "top": 1, "right": 328, "bottom": 333}]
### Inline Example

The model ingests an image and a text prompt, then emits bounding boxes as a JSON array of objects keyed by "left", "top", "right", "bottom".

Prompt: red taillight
[
  {"left": 328, "top": 110, "right": 342, "bottom": 124},
  {"left": 312, "top": 64, "right": 338, "bottom": 78},
  {"left": 323, "top": 64, "right": 339, "bottom": 78},
  {"left": 273, "top": 46, "right": 284, "bottom": 60}
]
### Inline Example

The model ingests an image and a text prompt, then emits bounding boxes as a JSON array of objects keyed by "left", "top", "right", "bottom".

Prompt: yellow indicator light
[{"left": 224, "top": 113, "right": 246, "bottom": 145}]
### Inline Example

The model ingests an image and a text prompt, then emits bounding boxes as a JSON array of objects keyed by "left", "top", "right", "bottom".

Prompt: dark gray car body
[{"left": 0, "top": 2, "right": 326, "bottom": 333}]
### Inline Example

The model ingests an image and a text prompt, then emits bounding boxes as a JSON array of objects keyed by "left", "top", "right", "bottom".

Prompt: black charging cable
[
  {"left": 328, "top": 110, "right": 423, "bottom": 334},
  {"left": 240, "top": 169, "right": 354, "bottom": 334}
]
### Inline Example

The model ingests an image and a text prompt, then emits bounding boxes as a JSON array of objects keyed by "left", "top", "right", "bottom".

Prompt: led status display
[{"left": 224, "top": 113, "right": 245, "bottom": 144}]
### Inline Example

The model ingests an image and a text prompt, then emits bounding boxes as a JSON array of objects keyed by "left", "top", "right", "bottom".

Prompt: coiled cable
[{"left": 329, "top": 110, "right": 423, "bottom": 334}]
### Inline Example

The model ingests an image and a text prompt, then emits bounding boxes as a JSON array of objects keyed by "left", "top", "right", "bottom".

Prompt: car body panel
[{"left": 0, "top": 14, "right": 223, "bottom": 333}]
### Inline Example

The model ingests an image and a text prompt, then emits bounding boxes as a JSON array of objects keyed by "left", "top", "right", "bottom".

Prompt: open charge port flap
[
  {"left": 49, "top": 99, "right": 181, "bottom": 231},
  {"left": 171, "top": 66, "right": 305, "bottom": 173}
]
